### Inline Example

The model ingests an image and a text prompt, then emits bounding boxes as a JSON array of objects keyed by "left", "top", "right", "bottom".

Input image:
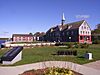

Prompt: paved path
[
  {"left": 0, "top": 61, "right": 100, "bottom": 75},
  {"left": 83, "top": 60, "right": 100, "bottom": 70}
]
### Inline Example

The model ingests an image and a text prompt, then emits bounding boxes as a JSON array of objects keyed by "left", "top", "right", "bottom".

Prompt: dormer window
[
  {"left": 59, "top": 27, "right": 62, "bottom": 31},
  {"left": 51, "top": 29, "right": 53, "bottom": 32},
  {"left": 68, "top": 25, "right": 72, "bottom": 29}
]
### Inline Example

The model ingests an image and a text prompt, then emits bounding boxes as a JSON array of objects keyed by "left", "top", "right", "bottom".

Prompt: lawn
[{"left": 0, "top": 44, "right": 100, "bottom": 66}]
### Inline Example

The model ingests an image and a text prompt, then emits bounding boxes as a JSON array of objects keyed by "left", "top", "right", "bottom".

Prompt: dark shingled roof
[
  {"left": 47, "top": 20, "right": 85, "bottom": 33},
  {"left": 34, "top": 32, "right": 45, "bottom": 37},
  {"left": 12, "top": 34, "right": 33, "bottom": 37},
  {"left": 65, "top": 20, "right": 84, "bottom": 30}
]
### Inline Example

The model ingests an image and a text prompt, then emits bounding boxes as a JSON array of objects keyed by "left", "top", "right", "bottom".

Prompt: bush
[
  {"left": 80, "top": 43, "right": 89, "bottom": 48},
  {"left": 57, "top": 50, "right": 77, "bottom": 56},
  {"left": 67, "top": 43, "right": 73, "bottom": 48},
  {"left": 92, "top": 40, "right": 100, "bottom": 44},
  {"left": 55, "top": 42, "right": 64, "bottom": 46},
  {"left": 45, "top": 67, "right": 74, "bottom": 75},
  {"left": 74, "top": 42, "right": 80, "bottom": 48},
  {"left": 55, "top": 42, "right": 90, "bottom": 49}
]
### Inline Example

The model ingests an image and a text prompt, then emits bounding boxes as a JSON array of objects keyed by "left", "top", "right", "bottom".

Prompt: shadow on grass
[{"left": 77, "top": 56, "right": 84, "bottom": 58}]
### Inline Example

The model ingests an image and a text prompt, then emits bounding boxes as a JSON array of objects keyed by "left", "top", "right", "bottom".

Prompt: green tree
[{"left": 29, "top": 33, "right": 33, "bottom": 35}]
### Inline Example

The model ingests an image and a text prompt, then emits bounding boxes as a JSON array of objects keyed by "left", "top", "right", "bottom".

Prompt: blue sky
[{"left": 0, "top": 0, "right": 100, "bottom": 38}]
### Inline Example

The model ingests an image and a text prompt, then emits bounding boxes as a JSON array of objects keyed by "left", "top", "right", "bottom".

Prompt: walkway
[
  {"left": 0, "top": 61, "right": 100, "bottom": 75},
  {"left": 83, "top": 60, "right": 100, "bottom": 70}
]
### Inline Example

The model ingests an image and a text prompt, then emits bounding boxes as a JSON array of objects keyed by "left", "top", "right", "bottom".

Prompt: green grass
[{"left": 0, "top": 44, "right": 100, "bottom": 66}]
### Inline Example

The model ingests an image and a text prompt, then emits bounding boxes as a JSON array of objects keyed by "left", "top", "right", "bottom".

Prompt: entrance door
[{"left": 84, "top": 36, "right": 87, "bottom": 41}]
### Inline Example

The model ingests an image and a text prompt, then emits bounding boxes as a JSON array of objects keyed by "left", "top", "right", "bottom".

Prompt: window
[
  {"left": 80, "top": 36, "right": 83, "bottom": 40},
  {"left": 84, "top": 26, "right": 86, "bottom": 29},
  {"left": 19, "top": 38, "right": 21, "bottom": 41},
  {"left": 80, "top": 31, "right": 82, "bottom": 34},
  {"left": 19, "top": 36, "right": 21, "bottom": 38},
  {"left": 71, "top": 31, "right": 73, "bottom": 35},
  {"left": 81, "top": 26, "right": 83, "bottom": 29},
  {"left": 88, "top": 32, "right": 89, "bottom": 34},
  {"left": 49, "top": 34, "right": 51, "bottom": 36},
  {"left": 63, "top": 32, "right": 65, "bottom": 36},
  {"left": 17, "top": 37, "right": 19, "bottom": 38},
  {"left": 86, "top": 31, "right": 87, "bottom": 34},
  {"left": 23, "top": 36, "right": 26, "bottom": 38},
  {"left": 87, "top": 27, "right": 88, "bottom": 30},
  {"left": 83, "top": 31, "right": 84, "bottom": 34},
  {"left": 67, "top": 32, "right": 69, "bottom": 35}
]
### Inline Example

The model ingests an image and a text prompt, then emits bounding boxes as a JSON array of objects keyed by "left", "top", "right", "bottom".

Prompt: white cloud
[{"left": 75, "top": 15, "right": 90, "bottom": 19}]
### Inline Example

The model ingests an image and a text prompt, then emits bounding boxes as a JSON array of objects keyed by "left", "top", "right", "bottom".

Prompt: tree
[
  {"left": 29, "top": 33, "right": 33, "bottom": 35},
  {"left": 96, "top": 24, "right": 100, "bottom": 29},
  {"left": 92, "top": 29, "right": 100, "bottom": 34}
]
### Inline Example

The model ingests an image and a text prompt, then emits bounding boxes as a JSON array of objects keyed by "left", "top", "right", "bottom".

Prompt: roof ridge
[{"left": 64, "top": 20, "right": 85, "bottom": 25}]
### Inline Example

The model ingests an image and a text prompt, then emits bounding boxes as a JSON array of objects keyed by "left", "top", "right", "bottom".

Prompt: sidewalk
[
  {"left": 83, "top": 60, "right": 100, "bottom": 70},
  {"left": 0, "top": 61, "right": 100, "bottom": 75}
]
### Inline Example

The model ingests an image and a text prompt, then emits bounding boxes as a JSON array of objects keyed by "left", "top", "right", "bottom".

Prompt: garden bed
[{"left": 20, "top": 67, "right": 83, "bottom": 75}]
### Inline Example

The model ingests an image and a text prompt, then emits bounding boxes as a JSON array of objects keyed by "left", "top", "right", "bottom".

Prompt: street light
[{"left": 69, "top": 37, "right": 71, "bottom": 42}]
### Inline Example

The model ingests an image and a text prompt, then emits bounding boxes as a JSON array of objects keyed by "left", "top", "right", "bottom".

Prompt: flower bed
[{"left": 20, "top": 67, "right": 83, "bottom": 75}]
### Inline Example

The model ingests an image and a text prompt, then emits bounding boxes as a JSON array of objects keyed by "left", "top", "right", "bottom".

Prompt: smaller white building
[{"left": 84, "top": 53, "right": 93, "bottom": 60}]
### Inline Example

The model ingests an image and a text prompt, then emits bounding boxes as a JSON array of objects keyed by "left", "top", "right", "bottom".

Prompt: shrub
[
  {"left": 67, "top": 43, "right": 74, "bottom": 48},
  {"left": 55, "top": 42, "right": 63, "bottom": 46},
  {"left": 92, "top": 40, "right": 100, "bottom": 44},
  {"left": 57, "top": 50, "right": 77, "bottom": 56},
  {"left": 80, "top": 43, "right": 89, "bottom": 48},
  {"left": 74, "top": 42, "right": 80, "bottom": 48},
  {"left": 44, "top": 67, "right": 74, "bottom": 75}
]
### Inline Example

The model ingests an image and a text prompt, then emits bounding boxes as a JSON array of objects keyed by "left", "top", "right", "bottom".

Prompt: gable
[{"left": 79, "top": 21, "right": 91, "bottom": 35}]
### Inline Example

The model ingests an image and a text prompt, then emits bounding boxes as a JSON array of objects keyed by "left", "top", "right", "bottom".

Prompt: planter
[{"left": 20, "top": 67, "right": 83, "bottom": 75}]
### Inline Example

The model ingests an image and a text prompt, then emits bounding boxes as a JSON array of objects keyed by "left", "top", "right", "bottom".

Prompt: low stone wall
[
  {"left": 0, "top": 61, "right": 100, "bottom": 75},
  {"left": 5, "top": 43, "right": 56, "bottom": 47}
]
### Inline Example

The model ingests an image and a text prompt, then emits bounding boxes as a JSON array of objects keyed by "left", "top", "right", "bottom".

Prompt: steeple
[{"left": 61, "top": 13, "right": 65, "bottom": 25}]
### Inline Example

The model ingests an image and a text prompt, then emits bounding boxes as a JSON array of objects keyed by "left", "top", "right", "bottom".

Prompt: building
[
  {"left": 44, "top": 14, "right": 92, "bottom": 44},
  {"left": 12, "top": 34, "right": 33, "bottom": 42},
  {"left": 33, "top": 32, "right": 45, "bottom": 41}
]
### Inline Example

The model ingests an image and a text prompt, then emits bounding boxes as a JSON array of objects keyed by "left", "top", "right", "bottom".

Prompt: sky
[{"left": 0, "top": 0, "right": 100, "bottom": 38}]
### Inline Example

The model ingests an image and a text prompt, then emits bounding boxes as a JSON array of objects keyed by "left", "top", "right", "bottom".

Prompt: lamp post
[{"left": 69, "top": 37, "right": 71, "bottom": 42}]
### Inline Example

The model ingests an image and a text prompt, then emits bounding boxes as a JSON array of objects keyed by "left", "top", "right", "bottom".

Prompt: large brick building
[
  {"left": 44, "top": 15, "right": 92, "bottom": 44},
  {"left": 12, "top": 34, "right": 33, "bottom": 42}
]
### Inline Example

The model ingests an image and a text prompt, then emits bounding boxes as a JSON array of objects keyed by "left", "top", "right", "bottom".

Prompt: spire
[
  {"left": 62, "top": 13, "right": 65, "bottom": 21},
  {"left": 61, "top": 13, "right": 65, "bottom": 25}
]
